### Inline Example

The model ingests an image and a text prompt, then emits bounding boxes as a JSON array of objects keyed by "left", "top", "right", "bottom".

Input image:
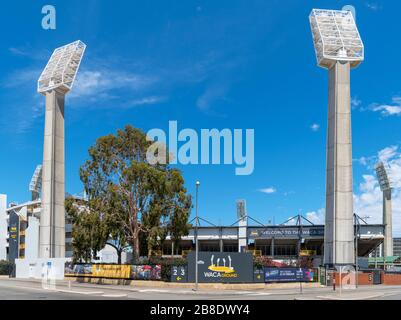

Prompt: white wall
[
  {"left": 25, "top": 216, "right": 40, "bottom": 260},
  {"left": 15, "top": 257, "right": 69, "bottom": 280},
  {"left": 0, "top": 194, "right": 7, "bottom": 261}
]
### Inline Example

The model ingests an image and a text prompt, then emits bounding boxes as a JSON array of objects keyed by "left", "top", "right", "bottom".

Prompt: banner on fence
[
  {"left": 131, "top": 265, "right": 161, "bottom": 280},
  {"left": 65, "top": 263, "right": 161, "bottom": 280},
  {"left": 92, "top": 264, "right": 131, "bottom": 279},
  {"left": 65, "top": 264, "right": 92, "bottom": 277},
  {"left": 264, "top": 268, "right": 315, "bottom": 283}
]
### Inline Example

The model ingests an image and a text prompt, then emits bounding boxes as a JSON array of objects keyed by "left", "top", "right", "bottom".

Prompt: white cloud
[
  {"left": 354, "top": 146, "right": 401, "bottom": 236},
  {"left": 378, "top": 146, "right": 398, "bottom": 163},
  {"left": 310, "top": 145, "right": 401, "bottom": 236},
  {"left": 357, "top": 156, "right": 368, "bottom": 166},
  {"left": 127, "top": 96, "right": 166, "bottom": 107},
  {"left": 369, "top": 96, "right": 401, "bottom": 116},
  {"left": 8, "top": 47, "right": 28, "bottom": 56},
  {"left": 306, "top": 208, "right": 325, "bottom": 225},
  {"left": 70, "top": 68, "right": 158, "bottom": 101},
  {"left": 2, "top": 68, "right": 41, "bottom": 88},
  {"left": 366, "top": 2, "right": 381, "bottom": 11},
  {"left": 310, "top": 123, "right": 320, "bottom": 132},
  {"left": 351, "top": 96, "right": 362, "bottom": 108},
  {"left": 196, "top": 83, "right": 229, "bottom": 111},
  {"left": 0, "top": 61, "right": 162, "bottom": 133},
  {"left": 259, "top": 187, "right": 276, "bottom": 194},
  {"left": 371, "top": 105, "right": 401, "bottom": 116}
]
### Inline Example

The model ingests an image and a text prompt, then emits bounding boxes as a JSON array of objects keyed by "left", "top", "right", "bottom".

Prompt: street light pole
[{"left": 195, "top": 181, "right": 200, "bottom": 291}]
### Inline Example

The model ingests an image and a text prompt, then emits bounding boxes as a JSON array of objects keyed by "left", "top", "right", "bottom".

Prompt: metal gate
[{"left": 373, "top": 270, "right": 382, "bottom": 285}]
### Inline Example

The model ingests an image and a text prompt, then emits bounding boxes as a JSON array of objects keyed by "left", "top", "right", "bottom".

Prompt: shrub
[
  {"left": 0, "top": 260, "right": 14, "bottom": 275},
  {"left": 146, "top": 257, "right": 187, "bottom": 281},
  {"left": 253, "top": 256, "right": 274, "bottom": 269}
]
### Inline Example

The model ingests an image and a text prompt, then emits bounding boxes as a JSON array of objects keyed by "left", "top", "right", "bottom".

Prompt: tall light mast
[
  {"left": 375, "top": 162, "right": 393, "bottom": 257},
  {"left": 309, "top": 9, "right": 364, "bottom": 266},
  {"left": 37, "top": 40, "right": 86, "bottom": 258}
]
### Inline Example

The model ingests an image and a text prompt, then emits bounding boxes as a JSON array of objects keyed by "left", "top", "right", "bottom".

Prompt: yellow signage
[
  {"left": 300, "top": 250, "right": 317, "bottom": 257},
  {"left": 91, "top": 264, "right": 131, "bottom": 279}
]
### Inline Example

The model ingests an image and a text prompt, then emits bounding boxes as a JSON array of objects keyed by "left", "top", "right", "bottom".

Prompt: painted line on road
[
  {"left": 315, "top": 294, "right": 384, "bottom": 300},
  {"left": 0, "top": 284, "right": 102, "bottom": 296},
  {"left": 243, "top": 292, "right": 272, "bottom": 296},
  {"left": 138, "top": 289, "right": 170, "bottom": 293},
  {"left": 56, "top": 289, "right": 104, "bottom": 295},
  {"left": 101, "top": 294, "right": 128, "bottom": 298}
]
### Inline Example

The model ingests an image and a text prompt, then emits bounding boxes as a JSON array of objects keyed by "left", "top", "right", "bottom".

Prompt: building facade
[
  {"left": 394, "top": 238, "right": 401, "bottom": 257},
  {"left": 3, "top": 200, "right": 73, "bottom": 262}
]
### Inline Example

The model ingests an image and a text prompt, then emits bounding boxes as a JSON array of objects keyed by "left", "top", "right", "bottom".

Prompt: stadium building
[{"left": 161, "top": 214, "right": 386, "bottom": 267}]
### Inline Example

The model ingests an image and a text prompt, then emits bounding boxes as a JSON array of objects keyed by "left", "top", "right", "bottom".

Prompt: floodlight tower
[
  {"left": 375, "top": 162, "right": 393, "bottom": 257},
  {"left": 29, "top": 165, "right": 43, "bottom": 201},
  {"left": 309, "top": 9, "right": 364, "bottom": 266},
  {"left": 37, "top": 40, "right": 86, "bottom": 258}
]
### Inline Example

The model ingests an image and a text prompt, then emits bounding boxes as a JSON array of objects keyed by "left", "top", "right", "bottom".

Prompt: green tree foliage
[
  {"left": 77, "top": 125, "right": 192, "bottom": 262},
  {"left": 65, "top": 197, "right": 110, "bottom": 263}
]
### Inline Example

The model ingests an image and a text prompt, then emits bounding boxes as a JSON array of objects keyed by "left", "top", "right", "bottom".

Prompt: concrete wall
[
  {"left": 0, "top": 194, "right": 7, "bottom": 260},
  {"left": 15, "top": 257, "right": 68, "bottom": 280},
  {"left": 25, "top": 216, "right": 40, "bottom": 260}
]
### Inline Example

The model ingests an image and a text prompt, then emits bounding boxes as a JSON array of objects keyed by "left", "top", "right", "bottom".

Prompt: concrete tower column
[
  {"left": 238, "top": 216, "right": 247, "bottom": 253},
  {"left": 39, "top": 90, "right": 65, "bottom": 258},
  {"left": 324, "top": 61, "right": 355, "bottom": 266},
  {"left": 383, "top": 189, "right": 393, "bottom": 257}
]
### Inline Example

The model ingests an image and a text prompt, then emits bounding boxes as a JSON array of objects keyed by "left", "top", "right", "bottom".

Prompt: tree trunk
[
  {"left": 132, "top": 229, "right": 140, "bottom": 263},
  {"left": 134, "top": 238, "right": 140, "bottom": 261}
]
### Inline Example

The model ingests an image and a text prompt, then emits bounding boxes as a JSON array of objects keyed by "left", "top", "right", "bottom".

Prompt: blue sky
[{"left": 1, "top": 1, "right": 401, "bottom": 234}]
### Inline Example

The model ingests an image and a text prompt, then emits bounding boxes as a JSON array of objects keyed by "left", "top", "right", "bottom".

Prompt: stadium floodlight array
[
  {"left": 309, "top": 9, "right": 364, "bottom": 68},
  {"left": 29, "top": 165, "right": 43, "bottom": 194},
  {"left": 375, "top": 162, "right": 392, "bottom": 192},
  {"left": 38, "top": 40, "right": 86, "bottom": 94}
]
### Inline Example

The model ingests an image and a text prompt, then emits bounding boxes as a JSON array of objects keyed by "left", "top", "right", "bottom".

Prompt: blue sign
[{"left": 264, "top": 268, "right": 314, "bottom": 283}]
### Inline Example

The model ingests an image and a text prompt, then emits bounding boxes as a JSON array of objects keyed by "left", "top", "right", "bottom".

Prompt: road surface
[{"left": 0, "top": 278, "right": 401, "bottom": 300}]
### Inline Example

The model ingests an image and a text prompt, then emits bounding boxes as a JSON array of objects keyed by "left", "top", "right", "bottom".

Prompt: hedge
[{"left": 0, "top": 260, "right": 14, "bottom": 275}]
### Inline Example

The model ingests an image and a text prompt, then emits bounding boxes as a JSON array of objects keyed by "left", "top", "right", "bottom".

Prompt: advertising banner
[
  {"left": 131, "top": 265, "right": 161, "bottom": 280},
  {"left": 92, "top": 264, "right": 131, "bottom": 279},
  {"left": 264, "top": 268, "right": 315, "bottom": 283},
  {"left": 65, "top": 264, "right": 161, "bottom": 280},
  {"left": 187, "top": 252, "right": 254, "bottom": 283},
  {"left": 248, "top": 226, "right": 324, "bottom": 239},
  {"left": 65, "top": 263, "right": 93, "bottom": 277}
]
